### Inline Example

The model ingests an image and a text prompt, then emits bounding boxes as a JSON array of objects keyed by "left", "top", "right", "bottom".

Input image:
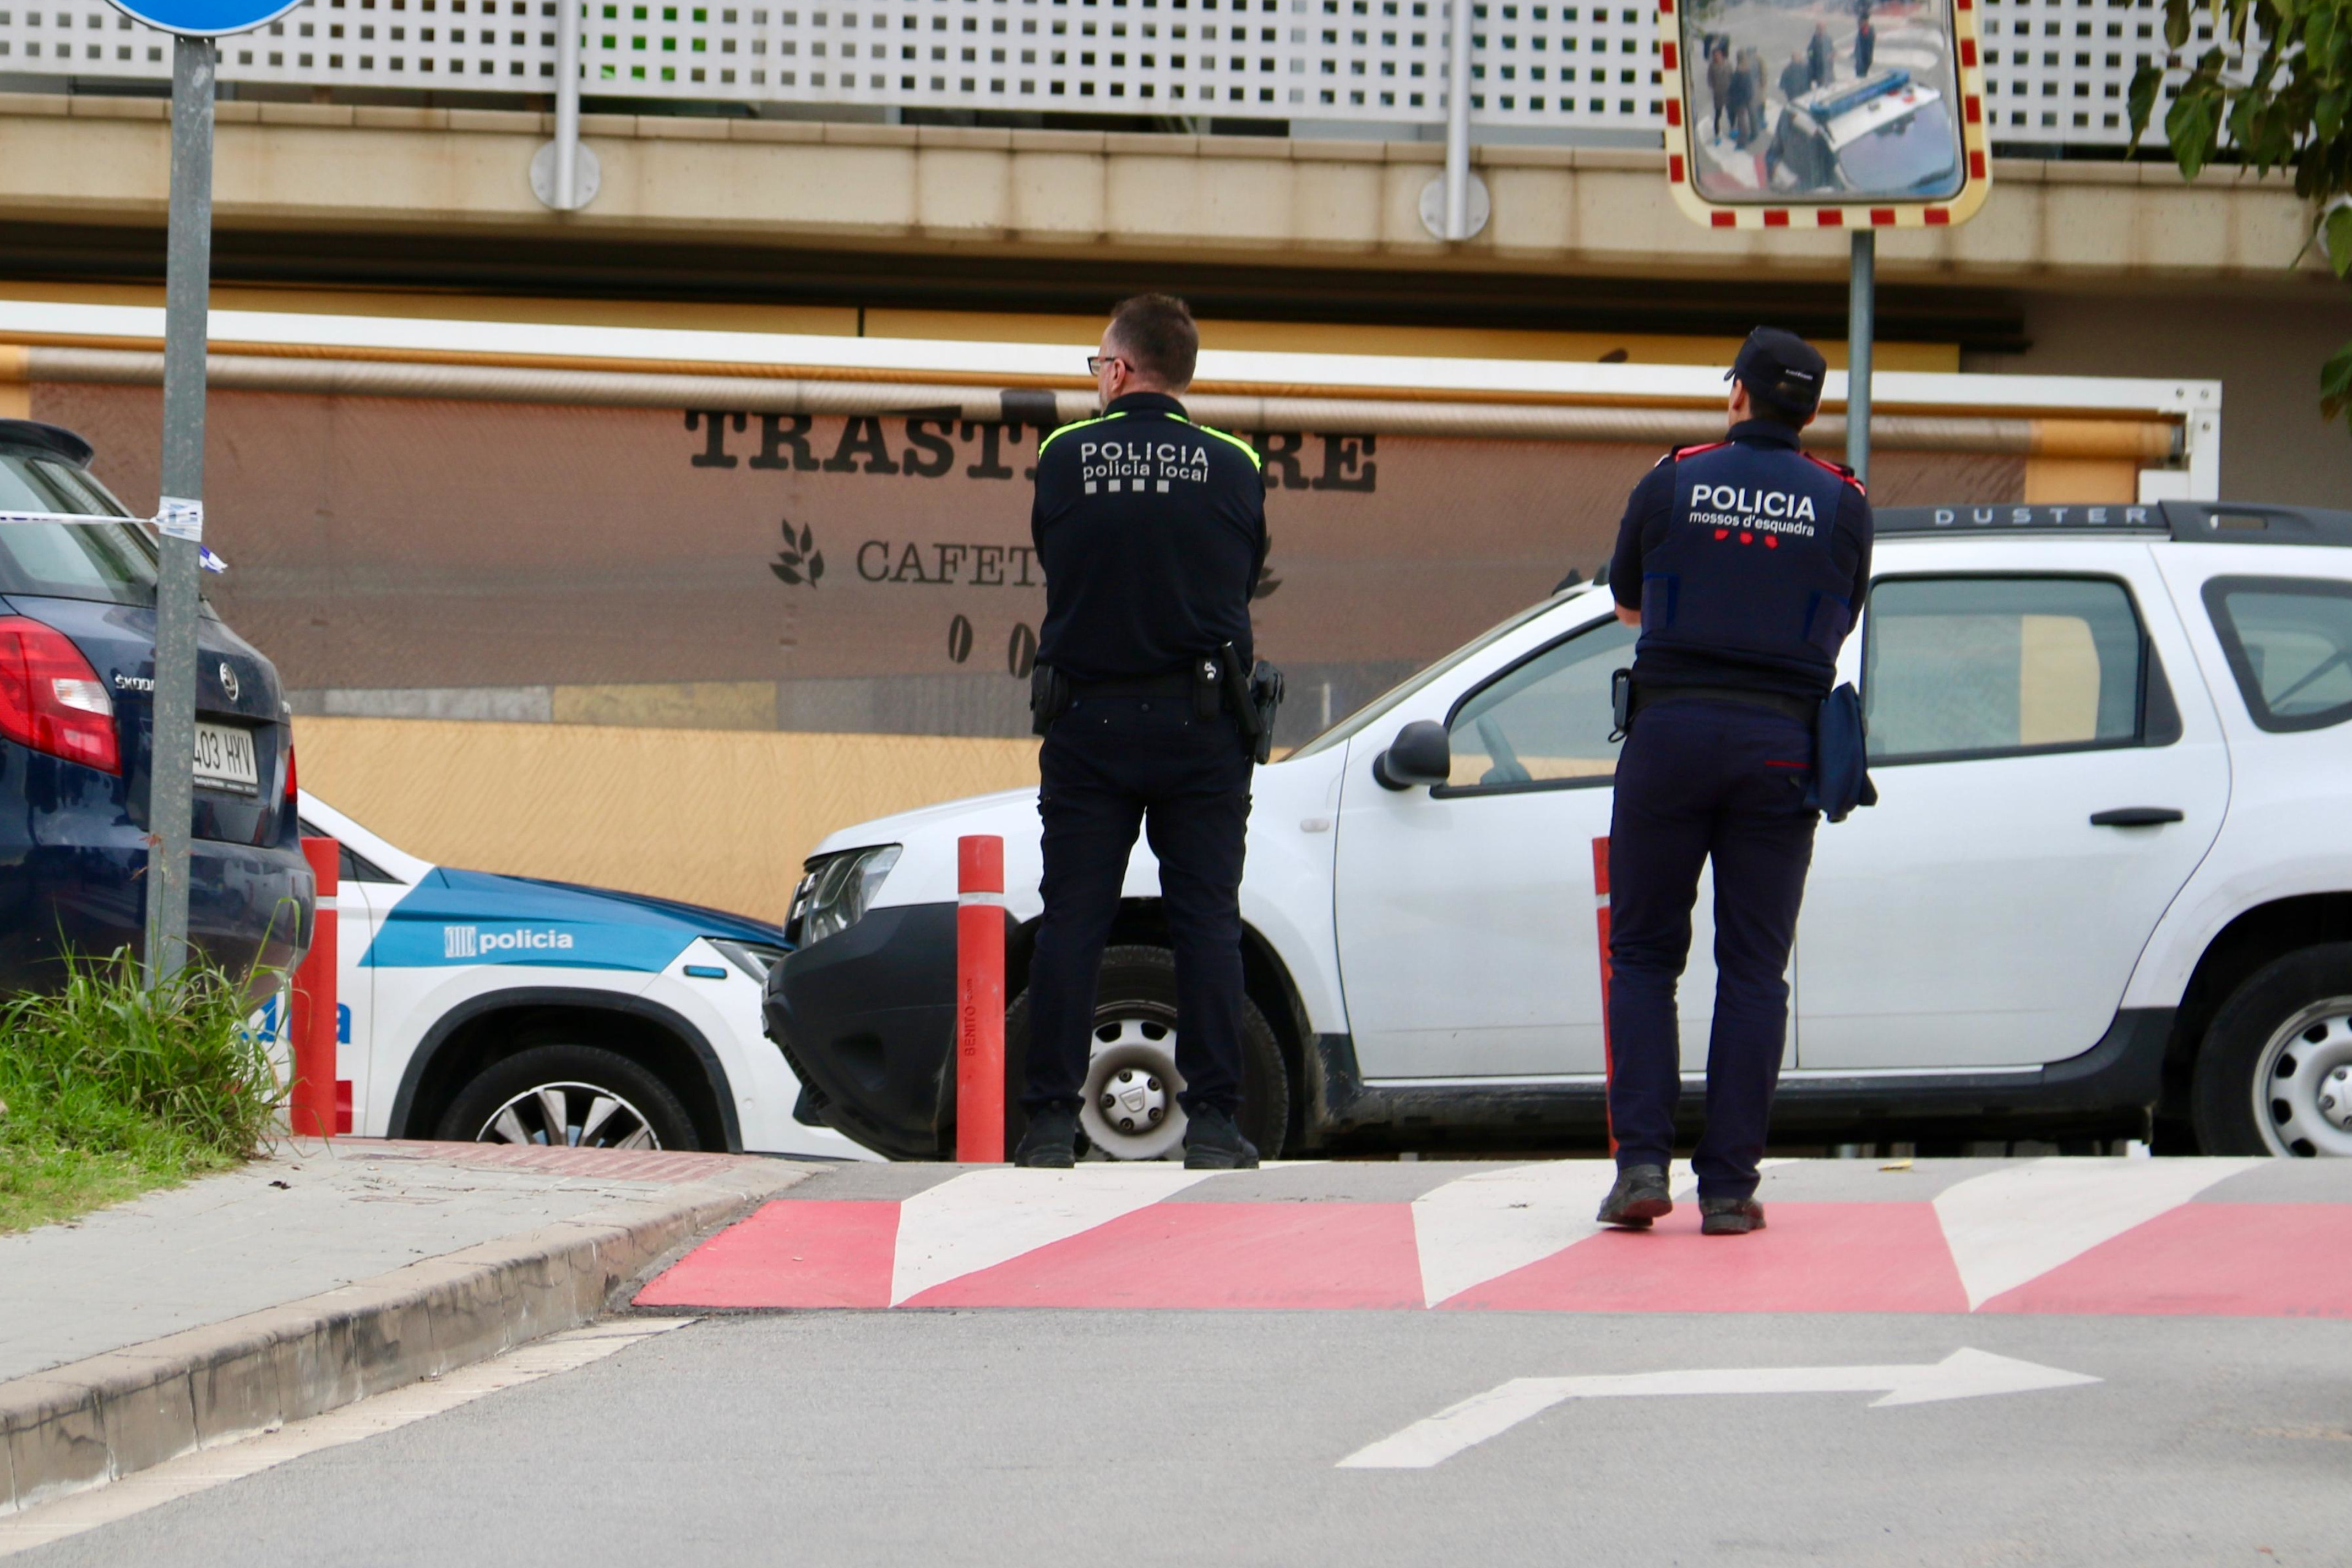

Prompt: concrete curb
[{"left": 0, "top": 1159, "right": 804, "bottom": 1515}]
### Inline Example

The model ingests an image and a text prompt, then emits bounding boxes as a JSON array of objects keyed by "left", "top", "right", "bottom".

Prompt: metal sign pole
[
  {"left": 531, "top": 7, "right": 600, "bottom": 211},
  {"left": 555, "top": 9, "right": 580, "bottom": 210},
  {"left": 144, "top": 32, "right": 215, "bottom": 987},
  {"left": 1443, "top": 0, "right": 1471, "bottom": 239},
  {"left": 1845, "top": 229, "right": 1875, "bottom": 487}
]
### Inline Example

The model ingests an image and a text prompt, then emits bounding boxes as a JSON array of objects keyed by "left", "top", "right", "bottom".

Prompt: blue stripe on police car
[
  {"left": 364, "top": 917, "right": 692, "bottom": 971},
  {"left": 361, "top": 868, "right": 707, "bottom": 972}
]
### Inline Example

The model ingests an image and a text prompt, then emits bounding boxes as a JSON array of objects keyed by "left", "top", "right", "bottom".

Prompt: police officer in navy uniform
[
  {"left": 1013, "top": 294, "right": 1270, "bottom": 1170},
  {"left": 1596, "top": 326, "right": 1872, "bottom": 1234}
]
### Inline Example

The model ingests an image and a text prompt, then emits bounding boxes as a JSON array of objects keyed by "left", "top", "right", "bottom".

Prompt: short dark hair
[{"left": 1107, "top": 295, "right": 1199, "bottom": 390}]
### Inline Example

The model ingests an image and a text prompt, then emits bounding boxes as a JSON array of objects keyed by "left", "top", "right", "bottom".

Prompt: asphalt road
[{"left": 17, "top": 1306, "right": 2348, "bottom": 1567}]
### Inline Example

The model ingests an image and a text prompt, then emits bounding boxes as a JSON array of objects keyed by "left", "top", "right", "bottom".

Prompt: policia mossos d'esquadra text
[{"left": 1011, "top": 293, "right": 1280, "bottom": 1173}]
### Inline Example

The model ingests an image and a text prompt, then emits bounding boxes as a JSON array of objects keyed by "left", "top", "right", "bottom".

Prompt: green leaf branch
[{"left": 2132, "top": 0, "right": 2352, "bottom": 430}]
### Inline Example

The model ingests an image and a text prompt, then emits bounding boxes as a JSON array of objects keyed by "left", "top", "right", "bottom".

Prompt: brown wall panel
[{"left": 37, "top": 383, "right": 2023, "bottom": 733}]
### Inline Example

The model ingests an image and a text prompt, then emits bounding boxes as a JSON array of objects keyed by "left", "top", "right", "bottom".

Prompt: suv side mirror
[{"left": 1373, "top": 720, "right": 1452, "bottom": 791}]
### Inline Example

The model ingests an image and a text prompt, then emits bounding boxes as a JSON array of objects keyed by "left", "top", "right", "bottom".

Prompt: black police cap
[{"left": 1725, "top": 327, "right": 1828, "bottom": 420}]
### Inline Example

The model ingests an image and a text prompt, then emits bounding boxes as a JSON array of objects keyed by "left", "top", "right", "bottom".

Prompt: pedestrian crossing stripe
[{"left": 636, "top": 1158, "right": 2348, "bottom": 1318}]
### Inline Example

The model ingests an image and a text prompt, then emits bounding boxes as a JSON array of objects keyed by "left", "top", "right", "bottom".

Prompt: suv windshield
[
  {"left": 1287, "top": 591, "right": 1602, "bottom": 759},
  {"left": 0, "top": 450, "right": 159, "bottom": 608}
]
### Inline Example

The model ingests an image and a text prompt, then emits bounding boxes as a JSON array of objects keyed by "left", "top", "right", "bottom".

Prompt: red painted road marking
[
  {"left": 637, "top": 1200, "right": 901, "bottom": 1309},
  {"left": 634, "top": 1188, "right": 2349, "bottom": 1318},
  {"left": 902, "top": 1202, "right": 1424, "bottom": 1310},
  {"left": 1442, "top": 1204, "right": 1968, "bottom": 1314},
  {"left": 1980, "top": 1203, "right": 2352, "bottom": 1318}
]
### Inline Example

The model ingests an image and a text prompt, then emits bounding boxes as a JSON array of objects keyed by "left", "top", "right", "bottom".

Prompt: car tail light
[
  {"left": 0, "top": 616, "right": 121, "bottom": 776},
  {"left": 284, "top": 738, "right": 298, "bottom": 809}
]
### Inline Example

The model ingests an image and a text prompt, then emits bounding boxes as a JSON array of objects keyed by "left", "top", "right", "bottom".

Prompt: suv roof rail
[
  {"left": 0, "top": 420, "right": 95, "bottom": 470},
  {"left": 1876, "top": 502, "right": 2352, "bottom": 546},
  {"left": 2158, "top": 501, "right": 2352, "bottom": 546}
]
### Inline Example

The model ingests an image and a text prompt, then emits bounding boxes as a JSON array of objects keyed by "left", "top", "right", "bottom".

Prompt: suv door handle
[{"left": 2090, "top": 807, "right": 2185, "bottom": 827}]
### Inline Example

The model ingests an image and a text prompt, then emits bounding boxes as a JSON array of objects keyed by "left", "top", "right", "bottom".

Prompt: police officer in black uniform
[
  {"left": 1013, "top": 294, "right": 1270, "bottom": 1170},
  {"left": 1596, "top": 326, "right": 1872, "bottom": 1234}
]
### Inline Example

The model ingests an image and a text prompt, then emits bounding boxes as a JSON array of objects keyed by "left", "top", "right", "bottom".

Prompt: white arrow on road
[{"left": 1337, "top": 1349, "right": 2100, "bottom": 1470}]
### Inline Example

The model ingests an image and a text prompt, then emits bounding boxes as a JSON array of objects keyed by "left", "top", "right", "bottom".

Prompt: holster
[
  {"left": 1029, "top": 662, "right": 1071, "bottom": 737},
  {"left": 1218, "top": 642, "right": 1284, "bottom": 765},
  {"left": 1248, "top": 660, "right": 1286, "bottom": 765}
]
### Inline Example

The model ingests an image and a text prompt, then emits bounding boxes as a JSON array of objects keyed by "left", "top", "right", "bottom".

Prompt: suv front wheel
[{"left": 2192, "top": 944, "right": 2352, "bottom": 1157}]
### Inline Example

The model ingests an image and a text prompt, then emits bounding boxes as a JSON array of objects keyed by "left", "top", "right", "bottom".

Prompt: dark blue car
[{"left": 0, "top": 420, "right": 311, "bottom": 991}]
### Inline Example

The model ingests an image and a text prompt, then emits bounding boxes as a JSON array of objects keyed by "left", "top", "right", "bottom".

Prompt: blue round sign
[{"left": 105, "top": 0, "right": 307, "bottom": 37}]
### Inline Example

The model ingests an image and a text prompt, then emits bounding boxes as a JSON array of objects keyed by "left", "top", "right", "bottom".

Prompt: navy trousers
[
  {"left": 1023, "top": 695, "right": 1253, "bottom": 1118},
  {"left": 1606, "top": 699, "right": 1819, "bottom": 1198}
]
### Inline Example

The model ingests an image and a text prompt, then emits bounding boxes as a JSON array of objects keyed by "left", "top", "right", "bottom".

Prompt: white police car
[
  {"left": 296, "top": 793, "right": 870, "bottom": 1159},
  {"left": 769, "top": 500, "right": 2352, "bottom": 1162}
]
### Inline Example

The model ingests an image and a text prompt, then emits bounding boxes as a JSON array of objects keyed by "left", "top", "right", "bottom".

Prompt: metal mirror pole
[
  {"left": 1845, "top": 228, "right": 1874, "bottom": 486},
  {"left": 145, "top": 34, "right": 214, "bottom": 988}
]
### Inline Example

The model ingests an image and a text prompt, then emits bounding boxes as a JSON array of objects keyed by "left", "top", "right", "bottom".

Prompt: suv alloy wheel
[{"left": 436, "top": 1043, "right": 701, "bottom": 1151}]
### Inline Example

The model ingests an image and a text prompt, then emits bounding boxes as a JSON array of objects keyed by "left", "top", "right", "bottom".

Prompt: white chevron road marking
[
  {"left": 1337, "top": 1348, "right": 2101, "bottom": 1469},
  {"left": 1408, "top": 1158, "right": 1792, "bottom": 1306},
  {"left": 1409, "top": 1161, "right": 1624, "bottom": 1308},
  {"left": 888, "top": 1165, "right": 1217, "bottom": 1304},
  {"left": 1933, "top": 1157, "right": 2265, "bottom": 1310}
]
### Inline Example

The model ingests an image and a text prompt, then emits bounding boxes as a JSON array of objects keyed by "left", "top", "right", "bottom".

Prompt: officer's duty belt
[
  {"left": 1634, "top": 684, "right": 1818, "bottom": 725},
  {"left": 1066, "top": 671, "right": 1197, "bottom": 701}
]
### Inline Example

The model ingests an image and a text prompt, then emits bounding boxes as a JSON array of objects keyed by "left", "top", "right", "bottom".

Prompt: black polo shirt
[{"left": 1031, "top": 390, "right": 1268, "bottom": 684}]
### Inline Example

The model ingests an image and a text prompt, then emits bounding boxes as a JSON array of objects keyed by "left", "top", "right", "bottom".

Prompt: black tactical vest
[{"left": 1636, "top": 437, "right": 1860, "bottom": 686}]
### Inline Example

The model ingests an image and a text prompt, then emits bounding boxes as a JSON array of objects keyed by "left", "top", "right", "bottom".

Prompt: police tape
[{"left": 0, "top": 502, "right": 228, "bottom": 571}]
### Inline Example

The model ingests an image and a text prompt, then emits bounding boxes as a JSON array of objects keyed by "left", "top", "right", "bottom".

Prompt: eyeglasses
[{"left": 1087, "top": 355, "right": 1125, "bottom": 377}]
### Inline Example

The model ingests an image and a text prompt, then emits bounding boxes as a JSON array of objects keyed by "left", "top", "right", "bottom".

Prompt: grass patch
[
  {"left": 0, "top": 1144, "right": 233, "bottom": 1233},
  {"left": 0, "top": 948, "right": 285, "bottom": 1235}
]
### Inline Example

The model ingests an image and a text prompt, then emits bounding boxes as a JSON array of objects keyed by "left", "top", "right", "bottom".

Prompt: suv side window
[
  {"left": 1436, "top": 617, "right": 1636, "bottom": 794},
  {"left": 1865, "top": 576, "right": 2171, "bottom": 764},
  {"left": 2202, "top": 576, "right": 2352, "bottom": 733}
]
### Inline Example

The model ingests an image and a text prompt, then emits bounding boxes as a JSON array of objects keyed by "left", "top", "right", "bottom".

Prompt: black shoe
[
  {"left": 1012, "top": 1105, "right": 1077, "bottom": 1168},
  {"left": 1699, "top": 1195, "right": 1766, "bottom": 1235},
  {"left": 1595, "top": 1164, "right": 1673, "bottom": 1228},
  {"left": 1182, "top": 1104, "right": 1260, "bottom": 1170}
]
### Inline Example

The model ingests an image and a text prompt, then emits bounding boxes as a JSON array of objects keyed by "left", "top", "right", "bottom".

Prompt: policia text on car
[
  {"left": 1014, "top": 295, "right": 1283, "bottom": 1170},
  {"left": 1597, "top": 328, "right": 1876, "bottom": 1235}
]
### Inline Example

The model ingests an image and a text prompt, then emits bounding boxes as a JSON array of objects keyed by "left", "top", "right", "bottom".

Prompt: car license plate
[{"left": 193, "top": 721, "right": 259, "bottom": 795}]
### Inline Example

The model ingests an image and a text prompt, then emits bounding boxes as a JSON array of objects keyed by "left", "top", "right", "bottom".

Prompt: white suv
[{"left": 765, "top": 500, "right": 2352, "bottom": 1163}]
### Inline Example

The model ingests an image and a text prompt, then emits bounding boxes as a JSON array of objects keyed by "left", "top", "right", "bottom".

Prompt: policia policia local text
[
  {"left": 1014, "top": 294, "right": 1283, "bottom": 1170},
  {"left": 1597, "top": 327, "right": 1876, "bottom": 1236}
]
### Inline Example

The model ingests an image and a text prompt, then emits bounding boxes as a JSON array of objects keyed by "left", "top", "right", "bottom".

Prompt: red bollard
[
  {"left": 1591, "top": 835, "right": 1613, "bottom": 1023},
  {"left": 289, "top": 836, "right": 340, "bottom": 1140},
  {"left": 955, "top": 834, "right": 1006, "bottom": 1163},
  {"left": 1592, "top": 835, "right": 1616, "bottom": 1155}
]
